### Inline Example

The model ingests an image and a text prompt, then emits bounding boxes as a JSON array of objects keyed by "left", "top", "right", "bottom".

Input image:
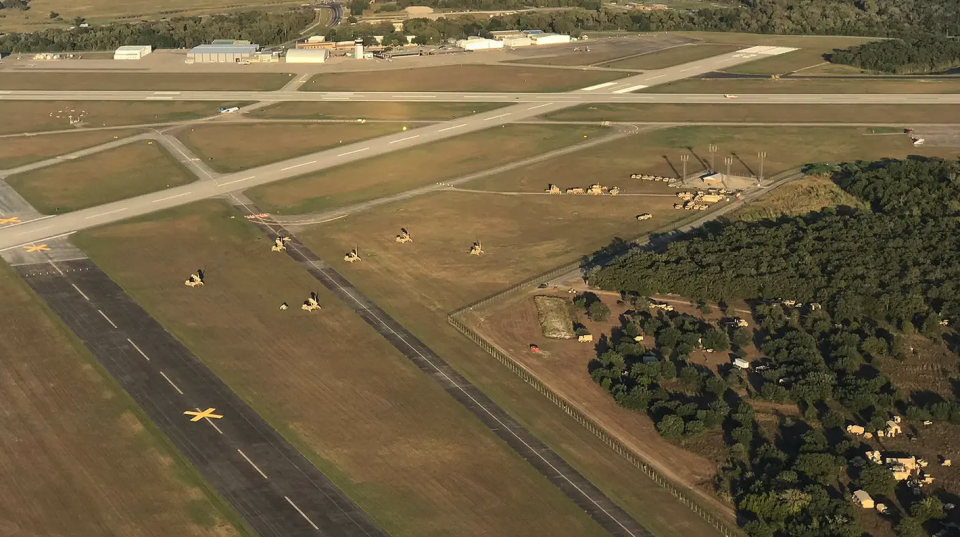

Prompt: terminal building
[
  {"left": 114, "top": 45, "right": 152, "bottom": 60},
  {"left": 186, "top": 43, "right": 260, "bottom": 63}
]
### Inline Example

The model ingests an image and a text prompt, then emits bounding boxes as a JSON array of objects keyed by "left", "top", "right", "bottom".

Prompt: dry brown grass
[
  {"left": 730, "top": 175, "right": 869, "bottom": 221},
  {"left": 647, "top": 77, "right": 960, "bottom": 94},
  {"left": 470, "top": 126, "right": 960, "bottom": 193},
  {"left": 0, "top": 73, "right": 289, "bottom": 91},
  {"left": 245, "top": 124, "right": 604, "bottom": 214},
  {"left": 0, "top": 261, "right": 242, "bottom": 537},
  {"left": 0, "top": 129, "right": 142, "bottom": 169},
  {"left": 249, "top": 101, "right": 507, "bottom": 120},
  {"left": 176, "top": 123, "right": 401, "bottom": 173},
  {"left": 602, "top": 44, "right": 741, "bottom": 70},
  {"left": 0, "top": 0, "right": 304, "bottom": 31},
  {"left": 7, "top": 140, "right": 195, "bottom": 213},
  {"left": 0, "top": 101, "right": 249, "bottom": 135},
  {"left": 72, "top": 200, "right": 610, "bottom": 537},
  {"left": 300, "top": 65, "right": 625, "bottom": 93},
  {"left": 295, "top": 192, "right": 730, "bottom": 535},
  {"left": 546, "top": 103, "right": 960, "bottom": 124}
]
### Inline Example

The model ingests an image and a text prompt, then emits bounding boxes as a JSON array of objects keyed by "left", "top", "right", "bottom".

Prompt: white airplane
[{"left": 219, "top": 106, "right": 241, "bottom": 114}]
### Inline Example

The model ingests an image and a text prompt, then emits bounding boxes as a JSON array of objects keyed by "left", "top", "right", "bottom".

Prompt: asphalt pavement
[
  {"left": 17, "top": 257, "right": 389, "bottom": 537},
  {"left": 236, "top": 202, "right": 655, "bottom": 537}
]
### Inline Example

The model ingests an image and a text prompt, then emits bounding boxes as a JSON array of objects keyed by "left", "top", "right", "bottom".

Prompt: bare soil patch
[{"left": 534, "top": 295, "right": 575, "bottom": 339}]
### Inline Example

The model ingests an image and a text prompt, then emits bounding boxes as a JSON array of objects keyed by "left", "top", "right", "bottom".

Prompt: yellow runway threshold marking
[
  {"left": 184, "top": 407, "right": 223, "bottom": 421},
  {"left": 24, "top": 244, "right": 50, "bottom": 252},
  {"left": 0, "top": 216, "right": 20, "bottom": 225}
]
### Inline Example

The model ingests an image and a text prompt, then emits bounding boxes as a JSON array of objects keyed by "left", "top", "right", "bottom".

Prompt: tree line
[
  {"left": 0, "top": 8, "right": 316, "bottom": 53},
  {"left": 829, "top": 36, "right": 960, "bottom": 74},
  {"left": 588, "top": 157, "right": 960, "bottom": 536}
]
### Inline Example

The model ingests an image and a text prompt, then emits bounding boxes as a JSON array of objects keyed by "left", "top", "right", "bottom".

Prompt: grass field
[
  {"left": 509, "top": 49, "right": 650, "bottom": 67},
  {"left": 245, "top": 124, "right": 604, "bottom": 214},
  {"left": 300, "top": 65, "right": 626, "bottom": 92},
  {"left": 0, "top": 261, "right": 246, "bottom": 537},
  {"left": 469, "top": 126, "right": 960, "bottom": 192},
  {"left": 0, "top": 0, "right": 305, "bottom": 31},
  {"left": 730, "top": 174, "right": 869, "bottom": 221},
  {"left": 645, "top": 77, "right": 960, "bottom": 94},
  {"left": 249, "top": 101, "right": 507, "bottom": 120},
  {"left": 0, "top": 129, "right": 142, "bottom": 169},
  {"left": 0, "top": 73, "right": 290, "bottom": 91},
  {"left": 0, "top": 101, "right": 249, "bottom": 135},
  {"left": 72, "top": 200, "right": 612, "bottom": 537},
  {"left": 544, "top": 103, "right": 960, "bottom": 124},
  {"left": 176, "top": 123, "right": 401, "bottom": 173},
  {"left": 670, "top": 32, "right": 877, "bottom": 76},
  {"left": 601, "top": 44, "right": 741, "bottom": 70},
  {"left": 295, "top": 192, "right": 731, "bottom": 536},
  {"left": 6, "top": 140, "right": 195, "bottom": 214}
]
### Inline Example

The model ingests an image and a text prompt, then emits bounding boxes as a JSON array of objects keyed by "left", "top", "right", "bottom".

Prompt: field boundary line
[{"left": 446, "top": 169, "right": 805, "bottom": 537}]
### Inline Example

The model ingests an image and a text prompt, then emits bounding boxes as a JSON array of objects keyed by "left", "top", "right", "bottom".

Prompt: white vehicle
[
  {"left": 723, "top": 94, "right": 738, "bottom": 100},
  {"left": 912, "top": 137, "right": 925, "bottom": 146},
  {"left": 219, "top": 106, "right": 240, "bottom": 114}
]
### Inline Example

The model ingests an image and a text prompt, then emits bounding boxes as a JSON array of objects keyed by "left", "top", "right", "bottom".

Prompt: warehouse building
[
  {"left": 186, "top": 43, "right": 260, "bottom": 64},
  {"left": 531, "top": 33, "right": 571, "bottom": 45},
  {"left": 114, "top": 45, "right": 152, "bottom": 60},
  {"left": 456, "top": 36, "right": 504, "bottom": 51},
  {"left": 285, "top": 48, "right": 330, "bottom": 63},
  {"left": 490, "top": 30, "right": 525, "bottom": 40}
]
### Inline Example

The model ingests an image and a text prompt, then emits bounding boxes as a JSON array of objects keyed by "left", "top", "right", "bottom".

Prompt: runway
[
  {"left": 237, "top": 203, "right": 655, "bottom": 537},
  {"left": 16, "top": 257, "right": 389, "bottom": 537}
]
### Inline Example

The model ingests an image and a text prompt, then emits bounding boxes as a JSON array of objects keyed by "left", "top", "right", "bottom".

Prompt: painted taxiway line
[
  {"left": 17, "top": 225, "right": 52, "bottom": 235},
  {"left": 438, "top": 123, "right": 466, "bottom": 132},
  {"left": 526, "top": 102, "right": 554, "bottom": 111},
  {"left": 612, "top": 84, "right": 648, "bottom": 94},
  {"left": 484, "top": 113, "right": 511, "bottom": 121},
  {"left": 580, "top": 81, "right": 618, "bottom": 91},
  {"left": 389, "top": 135, "right": 420, "bottom": 144},
  {"left": 153, "top": 192, "right": 193, "bottom": 203},
  {"left": 217, "top": 175, "right": 255, "bottom": 187},
  {"left": 85, "top": 208, "right": 127, "bottom": 220}
]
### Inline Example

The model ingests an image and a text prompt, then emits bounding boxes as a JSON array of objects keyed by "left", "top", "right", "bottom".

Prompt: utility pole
[
  {"left": 708, "top": 144, "right": 718, "bottom": 172},
  {"left": 758, "top": 151, "right": 767, "bottom": 186},
  {"left": 680, "top": 154, "right": 689, "bottom": 182},
  {"left": 724, "top": 156, "right": 733, "bottom": 178}
]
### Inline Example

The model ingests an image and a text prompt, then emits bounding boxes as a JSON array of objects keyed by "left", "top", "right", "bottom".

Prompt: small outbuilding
[
  {"left": 114, "top": 45, "right": 152, "bottom": 60},
  {"left": 733, "top": 358, "right": 751, "bottom": 370},
  {"left": 852, "top": 490, "right": 875, "bottom": 509},
  {"left": 285, "top": 48, "right": 330, "bottom": 63}
]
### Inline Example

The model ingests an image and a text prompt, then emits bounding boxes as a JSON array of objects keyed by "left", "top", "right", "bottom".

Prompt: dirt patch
[
  {"left": 534, "top": 295, "right": 575, "bottom": 339},
  {"left": 301, "top": 65, "right": 626, "bottom": 93}
]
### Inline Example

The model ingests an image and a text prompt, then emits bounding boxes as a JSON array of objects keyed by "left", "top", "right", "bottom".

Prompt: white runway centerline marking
[
  {"left": 217, "top": 175, "right": 255, "bottom": 187},
  {"left": 71, "top": 284, "right": 90, "bottom": 301},
  {"left": 127, "top": 338, "right": 151, "bottom": 361},
  {"left": 98, "top": 309, "right": 118, "bottom": 329},
  {"left": 484, "top": 113, "right": 511, "bottom": 121},
  {"left": 159, "top": 371, "right": 184, "bottom": 395},
  {"left": 153, "top": 192, "right": 192, "bottom": 203},
  {"left": 322, "top": 97, "right": 349, "bottom": 100},
  {"left": 85, "top": 207, "right": 127, "bottom": 220},
  {"left": 280, "top": 161, "right": 316, "bottom": 172},
  {"left": 238, "top": 449, "right": 269, "bottom": 479},
  {"left": 580, "top": 82, "right": 617, "bottom": 91},
  {"left": 526, "top": 103, "right": 554, "bottom": 110},
  {"left": 205, "top": 417, "right": 224, "bottom": 434},
  {"left": 389, "top": 135, "right": 420, "bottom": 144},
  {"left": 153, "top": 91, "right": 181, "bottom": 95},
  {"left": 337, "top": 147, "right": 369, "bottom": 157},
  {"left": 285, "top": 497, "right": 319, "bottom": 530},
  {"left": 680, "top": 65, "right": 702, "bottom": 72},
  {"left": 646, "top": 74, "right": 665, "bottom": 80},
  {"left": 612, "top": 84, "right": 648, "bottom": 94},
  {"left": 146, "top": 96, "right": 174, "bottom": 100},
  {"left": 394, "top": 94, "right": 435, "bottom": 98},
  {"left": 438, "top": 123, "right": 466, "bottom": 132}
]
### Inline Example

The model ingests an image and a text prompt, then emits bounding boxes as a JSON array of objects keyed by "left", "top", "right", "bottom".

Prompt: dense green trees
[
  {"left": 0, "top": 8, "right": 315, "bottom": 52},
  {"left": 830, "top": 36, "right": 960, "bottom": 74}
]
